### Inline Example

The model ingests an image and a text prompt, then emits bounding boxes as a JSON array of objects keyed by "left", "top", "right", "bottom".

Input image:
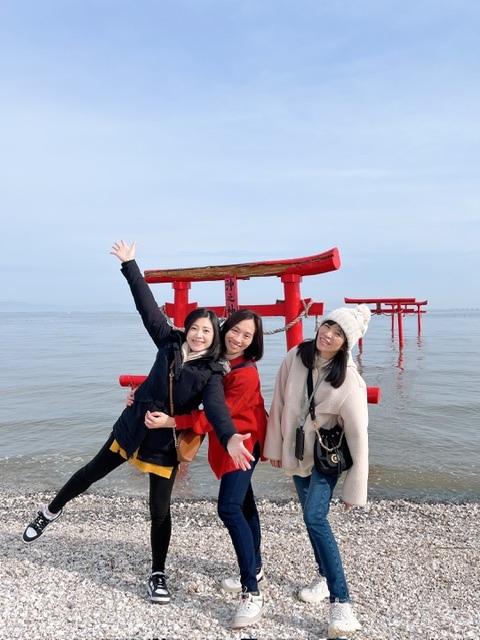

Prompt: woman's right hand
[
  {"left": 269, "top": 459, "right": 282, "bottom": 469},
  {"left": 144, "top": 411, "right": 174, "bottom": 429},
  {"left": 111, "top": 240, "right": 137, "bottom": 263}
]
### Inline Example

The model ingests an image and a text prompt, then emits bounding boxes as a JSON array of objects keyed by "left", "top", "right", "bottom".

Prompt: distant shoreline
[{"left": 1, "top": 305, "right": 480, "bottom": 313}]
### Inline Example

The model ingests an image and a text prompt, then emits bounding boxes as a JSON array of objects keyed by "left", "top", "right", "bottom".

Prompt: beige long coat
[{"left": 263, "top": 347, "right": 369, "bottom": 506}]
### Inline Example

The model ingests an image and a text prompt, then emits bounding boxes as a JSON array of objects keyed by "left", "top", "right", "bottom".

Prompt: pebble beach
[{"left": 1, "top": 490, "right": 478, "bottom": 640}]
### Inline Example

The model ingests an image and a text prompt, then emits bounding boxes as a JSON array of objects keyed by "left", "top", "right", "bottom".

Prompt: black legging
[{"left": 48, "top": 433, "right": 178, "bottom": 573}]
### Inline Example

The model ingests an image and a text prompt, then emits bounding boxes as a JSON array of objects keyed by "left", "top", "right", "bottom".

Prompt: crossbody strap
[
  {"left": 169, "top": 361, "right": 175, "bottom": 415},
  {"left": 299, "top": 368, "right": 324, "bottom": 430},
  {"left": 307, "top": 369, "right": 315, "bottom": 420},
  {"left": 230, "top": 360, "right": 257, "bottom": 371},
  {"left": 169, "top": 362, "right": 179, "bottom": 448}
]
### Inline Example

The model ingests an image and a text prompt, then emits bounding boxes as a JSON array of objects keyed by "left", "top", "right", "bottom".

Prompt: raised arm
[
  {"left": 111, "top": 239, "right": 137, "bottom": 262},
  {"left": 110, "top": 240, "right": 173, "bottom": 348}
]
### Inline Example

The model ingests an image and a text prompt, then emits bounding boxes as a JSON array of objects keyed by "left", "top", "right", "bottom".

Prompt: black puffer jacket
[{"left": 112, "top": 260, "right": 237, "bottom": 466}]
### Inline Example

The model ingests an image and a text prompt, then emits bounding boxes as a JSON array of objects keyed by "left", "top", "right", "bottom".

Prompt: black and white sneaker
[
  {"left": 147, "top": 572, "right": 171, "bottom": 604},
  {"left": 22, "top": 507, "right": 63, "bottom": 544}
]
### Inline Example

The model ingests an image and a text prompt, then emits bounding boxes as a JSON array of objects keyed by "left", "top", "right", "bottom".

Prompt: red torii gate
[
  {"left": 344, "top": 297, "right": 428, "bottom": 349},
  {"left": 118, "top": 248, "right": 380, "bottom": 403},
  {"left": 144, "top": 248, "right": 341, "bottom": 351}
]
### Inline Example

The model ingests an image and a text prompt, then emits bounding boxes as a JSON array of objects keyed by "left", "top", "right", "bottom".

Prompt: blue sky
[{"left": 1, "top": 0, "right": 479, "bottom": 312}]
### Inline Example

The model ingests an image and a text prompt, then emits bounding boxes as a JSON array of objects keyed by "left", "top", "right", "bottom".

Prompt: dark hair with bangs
[
  {"left": 221, "top": 309, "right": 264, "bottom": 361},
  {"left": 183, "top": 308, "right": 222, "bottom": 361},
  {"left": 296, "top": 320, "right": 348, "bottom": 388}
]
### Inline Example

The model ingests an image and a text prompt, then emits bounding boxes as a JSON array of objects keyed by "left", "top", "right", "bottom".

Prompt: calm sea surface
[{"left": 1, "top": 310, "right": 479, "bottom": 503}]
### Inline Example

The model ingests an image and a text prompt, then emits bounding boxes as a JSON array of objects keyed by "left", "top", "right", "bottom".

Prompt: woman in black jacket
[{"left": 22, "top": 240, "right": 254, "bottom": 604}]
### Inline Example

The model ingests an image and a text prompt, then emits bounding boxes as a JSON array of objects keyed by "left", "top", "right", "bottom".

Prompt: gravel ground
[{"left": 1, "top": 490, "right": 478, "bottom": 640}]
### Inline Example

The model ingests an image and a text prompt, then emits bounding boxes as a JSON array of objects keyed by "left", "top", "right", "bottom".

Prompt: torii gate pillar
[
  {"left": 172, "top": 281, "right": 193, "bottom": 328},
  {"left": 281, "top": 273, "right": 304, "bottom": 351}
]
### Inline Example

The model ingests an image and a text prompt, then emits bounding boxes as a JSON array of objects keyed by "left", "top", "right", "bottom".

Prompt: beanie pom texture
[{"left": 322, "top": 304, "right": 372, "bottom": 350}]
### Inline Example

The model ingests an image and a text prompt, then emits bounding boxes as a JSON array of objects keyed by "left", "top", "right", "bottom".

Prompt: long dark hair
[
  {"left": 296, "top": 320, "right": 348, "bottom": 388},
  {"left": 183, "top": 308, "right": 222, "bottom": 361},
  {"left": 221, "top": 309, "right": 264, "bottom": 362}
]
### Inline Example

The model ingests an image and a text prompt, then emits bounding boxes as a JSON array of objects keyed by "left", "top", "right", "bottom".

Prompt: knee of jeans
[
  {"left": 303, "top": 509, "right": 329, "bottom": 529},
  {"left": 217, "top": 501, "right": 242, "bottom": 523}
]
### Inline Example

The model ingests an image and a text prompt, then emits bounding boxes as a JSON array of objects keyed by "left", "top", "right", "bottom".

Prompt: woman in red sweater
[{"left": 142, "top": 309, "right": 267, "bottom": 630}]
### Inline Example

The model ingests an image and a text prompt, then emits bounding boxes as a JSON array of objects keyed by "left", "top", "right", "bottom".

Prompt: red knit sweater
[{"left": 174, "top": 355, "right": 267, "bottom": 479}]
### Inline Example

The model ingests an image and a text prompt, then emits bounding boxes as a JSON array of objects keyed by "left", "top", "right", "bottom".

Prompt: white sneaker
[
  {"left": 221, "top": 567, "right": 265, "bottom": 593},
  {"left": 231, "top": 592, "right": 264, "bottom": 629},
  {"left": 328, "top": 601, "right": 362, "bottom": 637},
  {"left": 298, "top": 577, "right": 330, "bottom": 603}
]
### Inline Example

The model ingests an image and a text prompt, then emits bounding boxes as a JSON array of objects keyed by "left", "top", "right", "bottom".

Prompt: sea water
[{"left": 1, "top": 310, "right": 479, "bottom": 503}]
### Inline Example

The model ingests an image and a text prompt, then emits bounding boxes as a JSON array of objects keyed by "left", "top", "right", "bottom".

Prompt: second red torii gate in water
[{"left": 344, "top": 297, "right": 428, "bottom": 349}]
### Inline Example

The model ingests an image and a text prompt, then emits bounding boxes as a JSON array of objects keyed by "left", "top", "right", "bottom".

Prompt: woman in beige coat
[{"left": 264, "top": 304, "right": 371, "bottom": 638}]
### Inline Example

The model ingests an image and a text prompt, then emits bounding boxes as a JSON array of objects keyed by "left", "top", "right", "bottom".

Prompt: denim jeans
[
  {"left": 293, "top": 468, "right": 350, "bottom": 602},
  {"left": 217, "top": 442, "right": 262, "bottom": 593}
]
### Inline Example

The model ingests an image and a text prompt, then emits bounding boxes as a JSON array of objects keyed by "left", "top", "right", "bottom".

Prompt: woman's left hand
[
  {"left": 144, "top": 411, "right": 173, "bottom": 429},
  {"left": 227, "top": 433, "right": 255, "bottom": 471}
]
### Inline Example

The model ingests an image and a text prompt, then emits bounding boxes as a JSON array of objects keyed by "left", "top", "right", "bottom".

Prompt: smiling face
[
  {"left": 315, "top": 320, "right": 346, "bottom": 360},
  {"left": 224, "top": 318, "right": 256, "bottom": 358},
  {"left": 186, "top": 317, "right": 215, "bottom": 352}
]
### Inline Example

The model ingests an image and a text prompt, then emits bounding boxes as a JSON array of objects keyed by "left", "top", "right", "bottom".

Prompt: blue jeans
[
  {"left": 293, "top": 469, "right": 350, "bottom": 602},
  {"left": 217, "top": 442, "right": 262, "bottom": 593}
]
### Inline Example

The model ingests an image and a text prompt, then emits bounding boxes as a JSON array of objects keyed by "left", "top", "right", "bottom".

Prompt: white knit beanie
[{"left": 322, "top": 304, "right": 372, "bottom": 350}]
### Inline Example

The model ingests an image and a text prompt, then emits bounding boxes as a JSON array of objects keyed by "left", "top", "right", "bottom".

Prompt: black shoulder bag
[{"left": 311, "top": 366, "right": 353, "bottom": 476}]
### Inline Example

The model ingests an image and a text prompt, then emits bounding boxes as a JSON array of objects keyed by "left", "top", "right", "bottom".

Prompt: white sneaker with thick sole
[
  {"left": 221, "top": 567, "right": 265, "bottom": 593},
  {"left": 328, "top": 601, "right": 362, "bottom": 637},
  {"left": 298, "top": 577, "right": 330, "bottom": 603},
  {"left": 231, "top": 592, "right": 264, "bottom": 629}
]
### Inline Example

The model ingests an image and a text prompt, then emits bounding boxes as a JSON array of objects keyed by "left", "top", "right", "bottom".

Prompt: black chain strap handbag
[
  {"left": 313, "top": 423, "right": 353, "bottom": 476},
  {"left": 304, "top": 369, "right": 353, "bottom": 476}
]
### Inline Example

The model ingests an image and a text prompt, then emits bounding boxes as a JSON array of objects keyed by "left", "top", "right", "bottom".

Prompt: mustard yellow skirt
[{"left": 109, "top": 439, "right": 175, "bottom": 479}]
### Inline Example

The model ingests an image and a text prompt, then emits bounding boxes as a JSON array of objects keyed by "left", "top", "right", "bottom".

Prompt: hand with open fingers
[
  {"left": 111, "top": 240, "right": 137, "bottom": 263},
  {"left": 227, "top": 433, "right": 254, "bottom": 471}
]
